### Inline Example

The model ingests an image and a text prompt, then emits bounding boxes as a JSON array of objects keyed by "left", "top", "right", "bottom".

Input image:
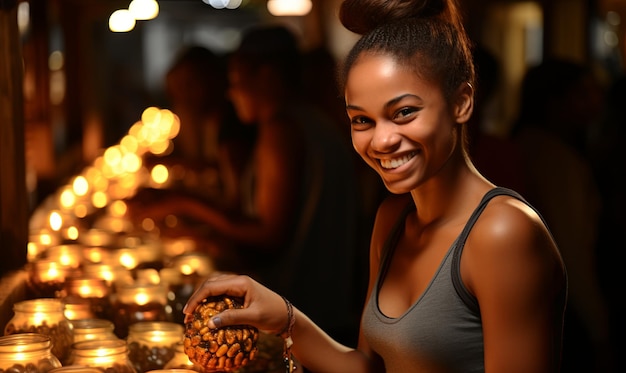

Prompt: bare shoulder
[
  {"left": 463, "top": 195, "right": 566, "bottom": 295},
  {"left": 471, "top": 195, "right": 557, "bottom": 254}
]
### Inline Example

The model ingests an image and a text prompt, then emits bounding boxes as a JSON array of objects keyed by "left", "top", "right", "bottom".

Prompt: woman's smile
[{"left": 378, "top": 151, "right": 418, "bottom": 170}]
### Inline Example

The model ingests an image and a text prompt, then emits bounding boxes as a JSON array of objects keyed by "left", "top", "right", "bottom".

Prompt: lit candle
[
  {"left": 64, "top": 301, "right": 94, "bottom": 321},
  {"left": 79, "top": 228, "right": 115, "bottom": 247},
  {"left": 46, "top": 244, "right": 84, "bottom": 269},
  {"left": 172, "top": 252, "right": 214, "bottom": 277}
]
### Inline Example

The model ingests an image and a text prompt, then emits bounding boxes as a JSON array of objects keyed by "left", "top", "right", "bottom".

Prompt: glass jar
[
  {"left": 159, "top": 268, "right": 196, "bottom": 325},
  {"left": 27, "top": 259, "right": 71, "bottom": 298},
  {"left": 127, "top": 321, "right": 184, "bottom": 372},
  {"left": 112, "top": 283, "right": 169, "bottom": 338},
  {"left": 49, "top": 367, "right": 102, "bottom": 373},
  {"left": 163, "top": 341, "right": 200, "bottom": 371},
  {"left": 0, "top": 333, "right": 62, "bottom": 372},
  {"left": 62, "top": 276, "right": 114, "bottom": 321},
  {"left": 4, "top": 298, "right": 73, "bottom": 364},
  {"left": 63, "top": 297, "right": 96, "bottom": 321},
  {"left": 71, "top": 319, "right": 117, "bottom": 344},
  {"left": 68, "top": 339, "right": 136, "bottom": 373}
]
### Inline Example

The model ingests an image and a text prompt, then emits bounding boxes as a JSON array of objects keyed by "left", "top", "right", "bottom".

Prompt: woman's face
[
  {"left": 345, "top": 53, "right": 462, "bottom": 194},
  {"left": 228, "top": 65, "right": 257, "bottom": 124}
]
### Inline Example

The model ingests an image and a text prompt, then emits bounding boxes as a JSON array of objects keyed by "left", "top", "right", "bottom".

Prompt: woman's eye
[
  {"left": 350, "top": 116, "right": 372, "bottom": 128},
  {"left": 394, "top": 107, "right": 418, "bottom": 120}
]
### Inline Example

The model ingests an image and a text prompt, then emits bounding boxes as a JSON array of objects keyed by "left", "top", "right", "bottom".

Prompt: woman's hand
[{"left": 183, "top": 274, "right": 290, "bottom": 335}]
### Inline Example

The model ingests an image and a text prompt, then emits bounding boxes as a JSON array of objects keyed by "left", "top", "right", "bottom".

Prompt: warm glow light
[
  {"left": 120, "top": 135, "right": 139, "bottom": 153},
  {"left": 110, "top": 200, "right": 128, "bottom": 217},
  {"left": 49, "top": 211, "right": 63, "bottom": 231},
  {"left": 121, "top": 152, "right": 142, "bottom": 173},
  {"left": 73, "top": 176, "right": 89, "bottom": 196},
  {"left": 27, "top": 242, "right": 40, "bottom": 261},
  {"left": 267, "top": 0, "right": 312, "bottom": 16},
  {"left": 149, "top": 140, "right": 171, "bottom": 155},
  {"left": 142, "top": 106, "right": 162, "bottom": 126},
  {"left": 92, "top": 191, "right": 108, "bottom": 208},
  {"left": 151, "top": 164, "right": 169, "bottom": 184},
  {"left": 79, "top": 284, "right": 94, "bottom": 297},
  {"left": 141, "top": 218, "right": 155, "bottom": 231},
  {"left": 109, "top": 9, "right": 136, "bottom": 32},
  {"left": 74, "top": 204, "right": 88, "bottom": 218},
  {"left": 104, "top": 146, "right": 122, "bottom": 168},
  {"left": 66, "top": 226, "right": 80, "bottom": 240},
  {"left": 129, "top": 0, "right": 159, "bottom": 21},
  {"left": 119, "top": 252, "right": 138, "bottom": 269},
  {"left": 134, "top": 292, "right": 149, "bottom": 305},
  {"left": 32, "top": 312, "right": 47, "bottom": 326},
  {"left": 44, "top": 265, "right": 60, "bottom": 281},
  {"left": 60, "top": 188, "right": 77, "bottom": 209},
  {"left": 180, "top": 264, "right": 193, "bottom": 275}
]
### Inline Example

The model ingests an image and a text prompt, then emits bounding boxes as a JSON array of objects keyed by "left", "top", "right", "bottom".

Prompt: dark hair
[
  {"left": 167, "top": 45, "right": 226, "bottom": 89},
  {"left": 510, "top": 58, "right": 595, "bottom": 140},
  {"left": 338, "top": 0, "right": 474, "bottom": 101},
  {"left": 230, "top": 25, "right": 303, "bottom": 88}
]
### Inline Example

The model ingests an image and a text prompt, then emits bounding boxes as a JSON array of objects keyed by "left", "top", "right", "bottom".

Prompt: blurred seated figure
[
  {"left": 127, "top": 26, "right": 362, "bottom": 346},
  {"left": 146, "top": 45, "right": 256, "bottom": 211}
]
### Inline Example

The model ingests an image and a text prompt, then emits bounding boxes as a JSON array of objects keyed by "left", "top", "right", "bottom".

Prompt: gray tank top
[{"left": 361, "top": 187, "right": 529, "bottom": 372}]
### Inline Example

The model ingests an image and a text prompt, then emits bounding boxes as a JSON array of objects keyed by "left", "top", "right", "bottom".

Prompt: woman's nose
[{"left": 371, "top": 121, "right": 401, "bottom": 152}]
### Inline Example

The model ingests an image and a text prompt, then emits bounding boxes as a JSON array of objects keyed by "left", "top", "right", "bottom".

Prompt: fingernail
[
  {"left": 211, "top": 316, "right": 222, "bottom": 328},
  {"left": 182, "top": 304, "right": 188, "bottom": 313}
]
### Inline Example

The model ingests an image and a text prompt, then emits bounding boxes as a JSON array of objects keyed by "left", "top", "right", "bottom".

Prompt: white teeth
[{"left": 380, "top": 152, "right": 416, "bottom": 169}]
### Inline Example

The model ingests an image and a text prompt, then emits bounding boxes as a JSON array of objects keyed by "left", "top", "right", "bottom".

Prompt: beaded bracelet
[{"left": 278, "top": 295, "right": 296, "bottom": 372}]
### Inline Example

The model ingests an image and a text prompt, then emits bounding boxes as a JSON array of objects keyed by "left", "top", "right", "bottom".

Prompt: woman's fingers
[
  {"left": 182, "top": 274, "right": 288, "bottom": 333},
  {"left": 183, "top": 274, "right": 252, "bottom": 315}
]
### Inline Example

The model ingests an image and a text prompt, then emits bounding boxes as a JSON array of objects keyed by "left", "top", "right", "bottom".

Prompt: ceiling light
[
  {"left": 267, "top": 0, "right": 312, "bottom": 16},
  {"left": 129, "top": 0, "right": 159, "bottom": 21},
  {"left": 109, "top": 9, "right": 136, "bottom": 32}
]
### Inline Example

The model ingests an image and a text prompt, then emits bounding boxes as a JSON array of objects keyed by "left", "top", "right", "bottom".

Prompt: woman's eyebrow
[{"left": 345, "top": 93, "right": 421, "bottom": 112}]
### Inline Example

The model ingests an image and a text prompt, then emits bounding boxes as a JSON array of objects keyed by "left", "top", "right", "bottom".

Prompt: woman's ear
[{"left": 454, "top": 82, "right": 474, "bottom": 124}]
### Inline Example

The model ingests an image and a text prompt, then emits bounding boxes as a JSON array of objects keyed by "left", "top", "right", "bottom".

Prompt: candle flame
[
  {"left": 134, "top": 292, "right": 149, "bottom": 305},
  {"left": 49, "top": 211, "right": 63, "bottom": 231}
]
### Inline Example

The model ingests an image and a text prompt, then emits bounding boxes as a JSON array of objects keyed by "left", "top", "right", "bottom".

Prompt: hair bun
[{"left": 339, "top": 0, "right": 447, "bottom": 35}]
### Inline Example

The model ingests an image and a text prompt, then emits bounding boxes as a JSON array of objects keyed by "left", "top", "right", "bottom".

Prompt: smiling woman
[{"left": 181, "top": 1, "right": 568, "bottom": 373}]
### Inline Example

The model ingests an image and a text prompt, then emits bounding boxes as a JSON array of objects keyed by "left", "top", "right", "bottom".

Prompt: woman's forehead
[{"left": 345, "top": 54, "right": 438, "bottom": 95}]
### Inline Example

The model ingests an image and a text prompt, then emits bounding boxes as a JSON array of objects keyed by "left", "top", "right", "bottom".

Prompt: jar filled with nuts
[
  {"left": 112, "top": 283, "right": 170, "bottom": 339},
  {"left": 68, "top": 339, "right": 136, "bottom": 373},
  {"left": 71, "top": 318, "right": 118, "bottom": 344},
  {"left": 62, "top": 276, "right": 114, "bottom": 321},
  {"left": 163, "top": 341, "right": 200, "bottom": 371},
  {"left": 127, "top": 321, "right": 184, "bottom": 373},
  {"left": 0, "top": 333, "right": 62, "bottom": 372},
  {"left": 4, "top": 298, "right": 73, "bottom": 364}
]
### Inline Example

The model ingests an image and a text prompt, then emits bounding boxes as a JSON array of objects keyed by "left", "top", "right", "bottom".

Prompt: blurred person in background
[
  {"left": 511, "top": 58, "right": 614, "bottom": 372},
  {"left": 128, "top": 26, "right": 362, "bottom": 346}
]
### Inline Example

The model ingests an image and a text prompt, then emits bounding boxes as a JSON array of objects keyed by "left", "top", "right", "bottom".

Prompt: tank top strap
[{"left": 451, "top": 187, "right": 528, "bottom": 314}]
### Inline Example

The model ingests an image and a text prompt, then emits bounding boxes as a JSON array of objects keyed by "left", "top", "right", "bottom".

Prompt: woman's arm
[
  {"left": 183, "top": 274, "right": 375, "bottom": 373},
  {"left": 464, "top": 197, "right": 567, "bottom": 373}
]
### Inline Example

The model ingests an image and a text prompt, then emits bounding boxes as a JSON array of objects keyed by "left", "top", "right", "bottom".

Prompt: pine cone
[{"left": 184, "top": 296, "right": 259, "bottom": 372}]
